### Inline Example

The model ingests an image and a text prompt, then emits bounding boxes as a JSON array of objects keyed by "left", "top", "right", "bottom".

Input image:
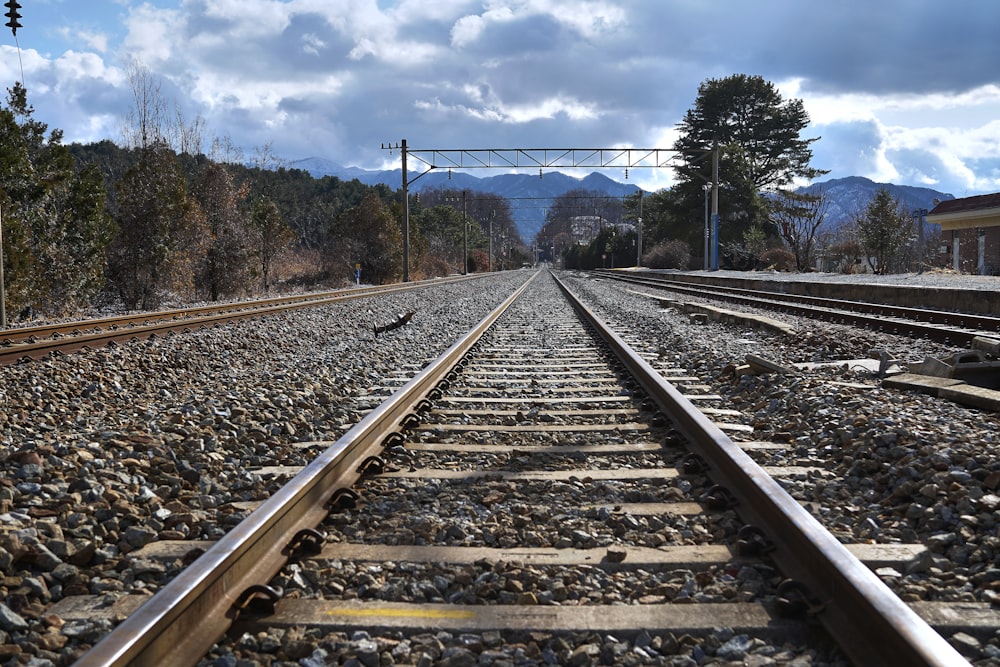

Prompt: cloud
[{"left": 11, "top": 0, "right": 1000, "bottom": 199}]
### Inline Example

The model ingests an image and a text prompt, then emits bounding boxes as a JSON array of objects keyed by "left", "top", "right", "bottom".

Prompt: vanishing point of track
[{"left": 69, "top": 270, "right": 967, "bottom": 666}]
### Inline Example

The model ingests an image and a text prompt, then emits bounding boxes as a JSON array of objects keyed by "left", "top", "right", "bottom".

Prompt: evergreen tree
[
  {"left": 191, "top": 162, "right": 252, "bottom": 300},
  {"left": 855, "top": 188, "right": 914, "bottom": 275},
  {"left": 106, "top": 143, "right": 204, "bottom": 309},
  {"left": 337, "top": 193, "right": 402, "bottom": 284},
  {"left": 0, "top": 83, "right": 115, "bottom": 316},
  {"left": 672, "top": 74, "right": 826, "bottom": 260}
]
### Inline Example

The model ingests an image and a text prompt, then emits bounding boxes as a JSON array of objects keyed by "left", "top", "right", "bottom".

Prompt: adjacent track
[
  {"left": 0, "top": 275, "right": 482, "bottom": 365},
  {"left": 70, "top": 271, "right": 968, "bottom": 666},
  {"left": 593, "top": 270, "right": 1000, "bottom": 346}
]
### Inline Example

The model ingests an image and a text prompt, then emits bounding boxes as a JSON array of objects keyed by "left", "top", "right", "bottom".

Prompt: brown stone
[{"left": 605, "top": 545, "right": 627, "bottom": 563}]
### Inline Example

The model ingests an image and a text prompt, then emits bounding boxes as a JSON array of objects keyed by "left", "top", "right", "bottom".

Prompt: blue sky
[{"left": 3, "top": 0, "right": 999, "bottom": 197}]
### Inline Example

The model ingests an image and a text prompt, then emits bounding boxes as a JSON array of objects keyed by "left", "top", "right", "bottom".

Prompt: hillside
[
  {"left": 799, "top": 176, "right": 953, "bottom": 228},
  {"left": 290, "top": 158, "right": 954, "bottom": 243}
]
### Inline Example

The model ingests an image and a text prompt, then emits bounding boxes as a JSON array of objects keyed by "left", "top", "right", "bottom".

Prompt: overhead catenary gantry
[{"left": 381, "top": 140, "right": 720, "bottom": 281}]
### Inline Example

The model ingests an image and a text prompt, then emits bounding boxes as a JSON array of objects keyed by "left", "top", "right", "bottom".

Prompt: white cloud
[
  {"left": 415, "top": 91, "right": 600, "bottom": 124},
  {"left": 450, "top": 0, "right": 626, "bottom": 48},
  {"left": 57, "top": 27, "right": 110, "bottom": 53},
  {"left": 121, "top": 4, "right": 182, "bottom": 64},
  {"left": 52, "top": 50, "right": 120, "bottom": 85},
  {"left": 14, "top": 0, "right": 1000, "bottom": 201}
]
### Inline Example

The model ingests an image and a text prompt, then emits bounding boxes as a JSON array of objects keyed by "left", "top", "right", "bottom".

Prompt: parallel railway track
[
  {"left": 0, "top": 275, "right": 482, "bottom": 365},
  {"left": 593, "top": 270, "right": 1000, "bottom": 346},
  {"left": 59, "top": 271, "right": 974, "bottom": 665}
]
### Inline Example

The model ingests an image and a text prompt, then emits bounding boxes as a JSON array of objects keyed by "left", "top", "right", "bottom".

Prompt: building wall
[{"left": 935, "top": 227, "right": 1000, "bottom": 275}]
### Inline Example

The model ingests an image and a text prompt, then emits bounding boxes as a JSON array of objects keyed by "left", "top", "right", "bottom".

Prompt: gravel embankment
[
  {"left": 563, "top": 270, "right": 1000, "bottom": 664},
  {"left": 3, "top": 267, "right": 999, "bottom": 665},
  {"left": 0, "top": 272, "right": 530, "bottom": 665}
]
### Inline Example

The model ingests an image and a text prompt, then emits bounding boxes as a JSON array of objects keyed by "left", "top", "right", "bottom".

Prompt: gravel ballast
[{"left": 3, "top": 268, "right": 999, "bottom": 665}]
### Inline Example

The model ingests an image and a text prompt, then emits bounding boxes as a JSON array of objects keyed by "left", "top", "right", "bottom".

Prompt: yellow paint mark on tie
[{"left": 326, "top": 607, "right": 476, "bottom": 620}]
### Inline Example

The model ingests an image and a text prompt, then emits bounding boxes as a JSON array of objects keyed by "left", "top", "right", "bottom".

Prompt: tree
[
  {"left": 536, "top": 189, "right": 625, "bottom": 263},
  {"left": 632, "top": 188, "right": 690, "bottom": 255},
  {"left": 771, "top": 189, "right": 829, "bottom": 271},
  {"left": 249, "top": 196, "right": 295, "bottom": 293},
  {"left": 672, "top": 74, "right": 826, "bottom": 258},
  {"left": 121, "top": 59, "right": 167, "bottom": 151},
  {"left": 722, "top": 224, "right": 768, "bottom": 270},
  {"left": 413, "top": 205, "right": 470, "bottom": 276},
  {"left": 337, "top": 193, "right": 402, "bottom": 284},
  {"left": 0, "top": 83, "right": 115, "bottom": 316},
  {"left": 106, "top": 143, "right": 204, "bottom": 309},
  {"left": 191, "top": 162, "right": 252, "bottom": 300},
  {"left": 855, "top": 188, "right": 914, "bottom": 275}
]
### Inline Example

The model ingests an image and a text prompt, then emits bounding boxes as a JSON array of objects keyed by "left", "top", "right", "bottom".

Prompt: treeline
[
  {"left": 544, "top": 74, "right": 936, "bottom": 275},
  {"left": 0, "top": 83, "right": 527, "bottom": 320}
]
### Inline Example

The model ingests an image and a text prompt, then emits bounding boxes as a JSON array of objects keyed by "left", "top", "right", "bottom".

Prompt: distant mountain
[
  {"left": 799, "top": 176, "right": 953, "bottom": 228},
  {"left": 289, "top": 158, "right": 953, "bottom": 242},
  {"left": 289, "top": 157, "right": 641, "bottom": 242}
]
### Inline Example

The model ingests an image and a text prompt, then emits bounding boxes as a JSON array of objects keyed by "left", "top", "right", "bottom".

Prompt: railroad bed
[
  {"left": 221, "top": 271, "right": 837, "bottom": 663},
  {"left": 55, "top": 271, "right": 971, "bottom": 666},
  {"left": 3, "top": 269, "right": 998, "bottom": 665}
]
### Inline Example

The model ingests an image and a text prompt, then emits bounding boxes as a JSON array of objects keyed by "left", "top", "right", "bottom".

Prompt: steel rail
[
  {"left": 0, "top": 275, "right": 489, "bottom": 365},
  {"left": 552, "top": 272, "right": 969, "bottom": 667},
  {"left": 73, "top": 271, "right": 540, "bottom": 667},
  {"left": 0, "top": 274, "right": 483, "bottom": 345},
  {"left": 599, "top": 270, "right": 1000, "bottom": 331},
  {"left": 596, "top": 271, "right": 991, "bottom": 346}
]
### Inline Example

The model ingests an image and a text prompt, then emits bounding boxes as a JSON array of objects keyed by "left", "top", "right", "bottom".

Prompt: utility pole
[
  {"left": 401, "top": 139, "right": 409, "bottom": 282},
  {"left": 703, "top": 184, "right": 711, "bottom": 270},
  {"left": 635, "top": 190, "right": 643, "bottom": 267},
  {"left": 462, "top": 190, "right": 468, "bottom": 275},
  {"left": 0, "top": 204, "right": 5, "bottom": 328},
  {"left": 710, "top": 140, "right": 720, "bottom": 271}
]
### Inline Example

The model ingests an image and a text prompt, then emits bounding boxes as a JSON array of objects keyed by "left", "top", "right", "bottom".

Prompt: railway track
[
  {"left": 60, "top": 271, "right": 973, "bottom": 665},
  {"left": 593, "top": 270, "right": 1000, "bottom": 346},
  {"left": 0, "top": 275, "right": 482, "bottom": 365}
]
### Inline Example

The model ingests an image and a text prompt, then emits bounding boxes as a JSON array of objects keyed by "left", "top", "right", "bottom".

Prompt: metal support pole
[
  {"left": 979, "top": 228, "right": 987, "bottom": 275},
  {"left": 710, "top": 141, "right": 720, "bottom": 271},
  {"left": 401, "top": 139, "right": 409, "bottom": 282},
  {"left": 952, "top": 230, "right": 960, "bottom": 271},
  {"left": 462, "top": 190, "right": 468, "bottom": 275},
  {"left": 703, "top": 184, "right": 710, "bottom": 270},
  {"left": 912, "top": 207, "right": 928, "bottom": 274},
  {"left": 636, "top": 191, "right": 643, "bottom": 267},
  {"left": 488, "top": 214, "right": 493, "bottom": 272},
  {"left": 0, "top": 204, "right": 5, "bottom": 328}
]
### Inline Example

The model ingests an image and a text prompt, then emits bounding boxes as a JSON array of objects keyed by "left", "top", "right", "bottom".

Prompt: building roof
[
  {"left": 929, "top": 192, "right": 1000, "bottom": 215},
  {"left": 927, "top": 191, "right": 1000, "bottom": 231}
]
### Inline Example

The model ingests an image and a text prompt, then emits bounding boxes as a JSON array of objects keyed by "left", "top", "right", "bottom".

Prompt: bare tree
[
  {"left": 771, "top": 188, "right": 829, "bottom": 271},
  {"left": 121, "top": 59, "right": 167, "bottom": 150},
  {"left": 210, "top": 134, "right": 245, "bottom": 165},
  {"left": 252, "top": 141, "right": 286, "bottom": 171},
  {"left": 170, "top": 103, "right": 206, "bottom": 156},
  {"left": 249, "top": 196, "right": 296, "bottom": 292}
]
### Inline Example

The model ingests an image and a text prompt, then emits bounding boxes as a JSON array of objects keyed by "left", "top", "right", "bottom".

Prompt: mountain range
[{"left": 290, "top": 157, "right": 953, "bottom": 244}]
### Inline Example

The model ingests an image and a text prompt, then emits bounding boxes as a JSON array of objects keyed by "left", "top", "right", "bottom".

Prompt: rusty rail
[
  {"left": 595, "top": 270, "right": 998, "bottom": 345},
  {"left": 553, "top": 272, "right": 968, "bottom": 667},
  {"left": 0, "top": 275, "right": 487, "bottom": 365},
  {"left": 72, "top": 271, "right": 539, "bottom": 666}
]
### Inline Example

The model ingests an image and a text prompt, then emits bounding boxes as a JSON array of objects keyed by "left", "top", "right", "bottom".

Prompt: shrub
[
  {"left": 643, "top": 241, "right": 691, "bottom": 269},
  {"left": 758, "top": 247, "right": 796, "bottom": 271}
]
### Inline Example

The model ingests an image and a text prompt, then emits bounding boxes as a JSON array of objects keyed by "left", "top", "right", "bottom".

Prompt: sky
[{"left": 2, "top": 0, "right": 999, "bottom": 198}]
